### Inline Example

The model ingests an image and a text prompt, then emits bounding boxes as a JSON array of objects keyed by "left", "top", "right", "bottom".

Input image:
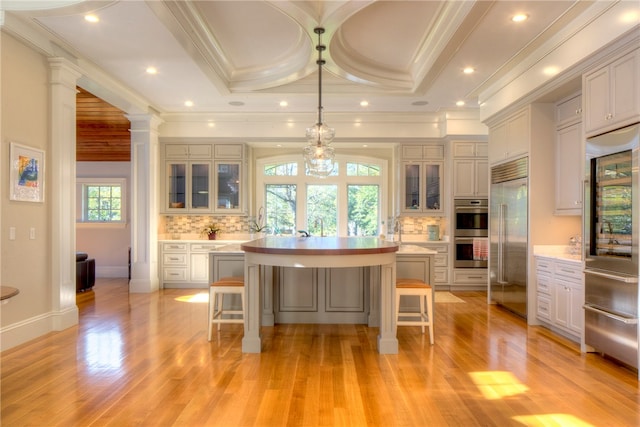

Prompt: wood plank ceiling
[{"left": 76, "top": 87, "right": 131, "bottom": 162}]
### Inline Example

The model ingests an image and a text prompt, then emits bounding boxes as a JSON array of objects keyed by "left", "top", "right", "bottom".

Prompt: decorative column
[
  {"left": 48, "top": 57, "right": 81, "bottom": 329},
  {"left": 127, "top": 114, "right": 162, "bottom": 293}
]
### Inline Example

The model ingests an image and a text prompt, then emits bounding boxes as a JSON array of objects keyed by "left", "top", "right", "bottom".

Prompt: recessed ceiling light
[
  {"left": 184, "top": 100, "right": 194, "bottom": 107},
  {"left": 412, "top": 101, "right": 429, "bottom": 106},
  {"left": 229, "top": 101, "right": 244, "bottom": 106},
  {"left": 146, "top": 67, "right": 157, "bottom": 75},
  {"left": 279, "top": 101, "right": 288, "bottom": 107},
  {"left": 360, "top": 100, "right": 369, "bottom": 107},
  {"left": 463, "top": 67, "right": 475, "bottom": 74},
  {"left": 512, "top": 14, "right": 528, "bottom": 22},
  {"left": 456, "top": 101, "right": 465, "bottom": 107},
  {"left": 543, "top": 66, "right": 560, "bottom": 76},
  {"left": 84, "top": 15, "right": 99, "bottom": 23},
  {"left": 207, "top": 121, "right": 215, "bottom": 128}
]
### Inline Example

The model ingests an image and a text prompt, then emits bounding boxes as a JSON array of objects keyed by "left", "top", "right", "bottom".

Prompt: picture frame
[{"left": 9, "top": 142, "right": 45, "bottom": 203}]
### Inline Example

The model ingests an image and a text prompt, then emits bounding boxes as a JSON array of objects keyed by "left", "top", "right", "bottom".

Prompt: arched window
[{"left": 256, "top": 155, "right": 387, "bottom": 237}]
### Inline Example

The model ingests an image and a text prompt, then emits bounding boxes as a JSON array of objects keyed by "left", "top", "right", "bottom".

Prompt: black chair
[{"left": 76, "top": 252, "right": 95, "bottom": 292}]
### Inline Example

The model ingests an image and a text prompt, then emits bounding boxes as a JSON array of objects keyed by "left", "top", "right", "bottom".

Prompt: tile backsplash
[{"left": 163, "top": 215, "right": 252, "bottom": 235}]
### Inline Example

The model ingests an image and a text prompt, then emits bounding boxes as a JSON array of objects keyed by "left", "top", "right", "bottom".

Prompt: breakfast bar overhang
[{"left": 240, "top": 237, "right": 401, "bottom": 354}]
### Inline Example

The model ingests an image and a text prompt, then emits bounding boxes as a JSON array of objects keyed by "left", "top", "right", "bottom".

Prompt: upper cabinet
[
  {"left": 399, "top": 143, "right": 445, "bottom": 215},
  {"left": 161, "top": 143, "right": 246, "bottom": 214},
  {"left": 584, "top": 48, "right": 640, "bottom": 137},
  {"left": 452, "top": 141, "right": 488, "bottom": 198},
  {"left": 554, "top": 93, "right": 583, "bottom": 216},
  {"left": 488, "top": 107, "right": 530, "bottom": 165}
]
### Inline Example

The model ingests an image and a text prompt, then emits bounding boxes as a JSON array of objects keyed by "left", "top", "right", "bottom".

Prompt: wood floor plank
[{"left": 1, "top": 278, "right": 639, "bottom": 426}]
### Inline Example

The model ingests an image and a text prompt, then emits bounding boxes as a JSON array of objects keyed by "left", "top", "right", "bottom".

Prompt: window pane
[
  {"left": 346, "top": 162, "right": 380, "bottom": 176},
  {"left": 84, "top": 184, "right": 124, "bottom": 223},
  {"left": 348, "top": 185, "right": 379, "bottom": 236},
  {"left": 264, "top": 162, "right": 298, "bottom": 176},
  {"left": 307, "top": 185, "right": 337, "bottom": 236},
  {"left": 305, "top": 162, "right": 339, "bottom": 176},
  {"left": 266, "top": 184, "right": 296, "bottom": 235}
]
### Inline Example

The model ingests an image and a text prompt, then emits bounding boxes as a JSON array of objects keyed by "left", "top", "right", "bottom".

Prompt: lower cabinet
[
  {"left": 535, "top": 256, "right": 583, "bottom": 341},
  {"left": 160, "top": 241, "right": 224, "bottom": 288}
]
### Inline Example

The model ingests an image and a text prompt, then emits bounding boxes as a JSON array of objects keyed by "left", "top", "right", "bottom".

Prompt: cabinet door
[
  {"left": 553, "top": 281, "right": 570, "bottom": 329},
  {"left": 424, "top": 162, "right": 443, "bottom": 212},
  {"left": 215, "top": 161, "right": 241, "bottom": 211},
  {"left": 555, "top": 123, "right": 582, "bottom": 214},
  {"left": 568, "top": 282, "right": 583, "bottom": 334},
  {"left": 584, "top": 66, "right": 610, "bottom": 134},
  {"left": 556, "top": 94, "right": 582, "bottom": 128},
  {"left": 189, "top": 252, "right": 210, "bottom": 282},
  {"left": 475, "top": 159, "right": 489, "bottom": 197},
  {"left": 402, "top": 163, "right": 421, "bottom": 211},
  {"left": 166, "top": 162, "right": 187, "bottom": 211},
  {"left": 489, "top": 122, "right": 507, "bottom": 162},
  {"left": 453, "top": 159, "right": 475, "bottom": 197},
  {"left": 191, "top": 163, "right": 211, "bottom": 210},
  {"left": 452, "top": 142, "right": 476, "bottom": 157},
  {"left": 506, "top": 109, "right": 530, "bottom": 159},
  {"left": 611, "top": 50, "right": 640, "bottom": 129}
]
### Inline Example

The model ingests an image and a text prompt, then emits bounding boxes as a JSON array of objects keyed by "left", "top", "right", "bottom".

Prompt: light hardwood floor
[{"left": 2, "top": 278, "right": 639, "bottom": 426}]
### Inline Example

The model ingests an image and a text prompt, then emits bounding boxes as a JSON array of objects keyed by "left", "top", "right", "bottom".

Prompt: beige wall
[{"left": 1, "top": 33, "right": 52, "bottom": 330}]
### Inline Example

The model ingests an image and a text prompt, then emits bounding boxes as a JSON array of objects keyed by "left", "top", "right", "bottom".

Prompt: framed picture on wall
[{"left": 9, "top": 142, "right": 45, "bottom": 203}]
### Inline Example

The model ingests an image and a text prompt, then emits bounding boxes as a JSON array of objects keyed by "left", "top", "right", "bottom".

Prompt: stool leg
[
  {"left": 208, "top": 288, "right": 214, "bottom": 341},
  {"left": 395, "top": 292, "right": 402, "bottom": 325},
  {"left": 426, "top": 291, "right": 434, "bottom": 345},
  {"left": 419, "top": 294, "right": 426, "bottom": 334},
  {"left": 217, "top": 293, "right": 224, "bottom": 331}
]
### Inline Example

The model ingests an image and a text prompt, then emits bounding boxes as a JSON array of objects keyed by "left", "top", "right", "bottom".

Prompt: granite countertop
[{"left": 533, "top": 245, "right": 582, "bottom": 263}]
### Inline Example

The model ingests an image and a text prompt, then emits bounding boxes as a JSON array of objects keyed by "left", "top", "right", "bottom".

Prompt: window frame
[
  {"left": 256, "top": 154, "right": 388, "bottom": 236},
  {"left": 77, "top": 177, "right": 127, "bottom": 228}
]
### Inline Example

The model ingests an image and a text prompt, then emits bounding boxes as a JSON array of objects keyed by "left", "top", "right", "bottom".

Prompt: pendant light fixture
[{"left": 303, "top": 27, "right": 335, "bottom": 178}]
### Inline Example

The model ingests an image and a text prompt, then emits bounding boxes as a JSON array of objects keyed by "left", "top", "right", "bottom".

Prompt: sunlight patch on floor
[
  {"left": 469, "top": 371, "right": 529, "bottom": 400},
  {"left": 512, "top": 413, "right": 595, "bottom": 427},
  {"left": 175, "top": 293, "right": 209, "bottom": 303}
]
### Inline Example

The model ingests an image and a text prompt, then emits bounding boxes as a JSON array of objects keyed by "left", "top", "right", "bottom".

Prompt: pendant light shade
[{"left": 303, "top": 27, "right": 336, "bottom": 178}]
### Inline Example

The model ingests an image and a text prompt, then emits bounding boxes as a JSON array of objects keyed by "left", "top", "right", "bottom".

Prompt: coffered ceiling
[{"left": 3, "top": 0, "right": 598, "bottom": 118}]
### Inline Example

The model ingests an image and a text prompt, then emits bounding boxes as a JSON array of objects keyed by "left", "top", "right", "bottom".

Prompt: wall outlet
[{"left": 29, "top": 227, "right": 36, "bottom": 240}]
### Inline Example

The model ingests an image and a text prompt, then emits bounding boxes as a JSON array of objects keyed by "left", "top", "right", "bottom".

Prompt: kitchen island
[{"left": 240, "top": 237, "right": 408, "bottom": 354}]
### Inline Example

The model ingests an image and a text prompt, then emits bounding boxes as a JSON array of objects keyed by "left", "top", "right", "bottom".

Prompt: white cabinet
[
  {"left": 584, "top": 49, "right": 640, "bottom": 136},
  {"left": 452, "top": 141, "right": 488, "bottom": 198},
  {"left": 488, "top": 108, "right": 530, "bottom": 164},
  {"left": 399, "top": 143, "right": 445, "bottom": 215},
  {"left": 160, "top": 241, "right": 222, "bottom": 288},
  {"left": 555, "top": 122, "right": 583, "bottom": 215},
  {"left": 535, "top": 256, "right": 583, "bottom": 341},
  {"left": 161, "top": 142, "right": 247, "bottom": 214},
  {"left": 406, "top": 242, "right": 448, "bottom": 289}
]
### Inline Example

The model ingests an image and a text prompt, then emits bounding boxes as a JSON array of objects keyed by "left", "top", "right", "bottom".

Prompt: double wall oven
[{"left": 454, "top": 199, "right": 488, "bottom": 268}]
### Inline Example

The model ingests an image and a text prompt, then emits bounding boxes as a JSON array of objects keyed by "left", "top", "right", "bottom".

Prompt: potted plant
[
  {"left": 202, "top": 223, "right": 221, "bottom": 240},
  {"left": 250, "top": 207, "right": 268, "bottom": 238}
]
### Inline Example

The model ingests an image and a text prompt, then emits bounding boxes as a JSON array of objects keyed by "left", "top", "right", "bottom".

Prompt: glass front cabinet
[
  {"left": 162, "top": 143, "right": 246, "bottom": 214},
  {"left": 214, "top": 161, "right": 242, "bottom": 213},
  {"left": 401, "top": 161, "right": 444, "bottom": 215},
  {"left": 165, "top": 161, "right": 212, "bottom": 212}
]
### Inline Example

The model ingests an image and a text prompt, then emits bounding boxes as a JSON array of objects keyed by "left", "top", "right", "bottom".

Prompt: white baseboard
[
  {"left": 96, "top": 266, "right": 128, "bottom": 278},
  {"left": 0, "top": 306, "right": 79, "bottom": 352}
]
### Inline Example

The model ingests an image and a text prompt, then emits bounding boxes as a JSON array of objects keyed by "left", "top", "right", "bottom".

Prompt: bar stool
[
  {"left": 395, "top": 278, "right": 434, "bottom": 344},
  {"left": 208, "top": 276, "right": 244, "bottom": 341}
]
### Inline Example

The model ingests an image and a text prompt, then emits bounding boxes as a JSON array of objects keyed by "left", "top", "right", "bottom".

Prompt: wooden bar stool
[
  {"left": 208, "top": 276, "right": 244, "bottom": 341},
  {"left": 395, "top": 278, "right": 434, "bottom": 344}
]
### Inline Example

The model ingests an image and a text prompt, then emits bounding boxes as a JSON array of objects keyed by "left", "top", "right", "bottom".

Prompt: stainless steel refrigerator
[
  {"left": 584, "top": 122, "right": 639, "bottom": 369},
  {"left": 490, "top": 157, "right": 528, "bottom": 318}
]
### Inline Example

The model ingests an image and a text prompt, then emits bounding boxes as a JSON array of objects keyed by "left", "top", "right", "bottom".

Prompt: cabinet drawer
[
  {"left": 535, "top": 257, "right": 554, "bottom": 275},
  {"left": 453, "top": 270, "right": 487, "bottom": 284},
  {"left": 434, "top": 254, "right": 448, "bottom": 267},
  {"left": 163, "top": 253, "right": 187, "bottom": 265},
  {"left": 434, "top": 268, "right": 448, "bottom": 283},
  {"left": 554, "top": 262, "right": 582, "bottom": 282},
  {"left": 162, "top": 242, "right": 187, "bottom": 252},
  {"left": 537, "top": 273, "right": 552, "bottom": 295},
  {"left": 190, "top": 243, "right": 221, "bottom": 252},
  {"left": 537, "top": 295, "right": 551, "bottom": 321},
  {"left": 163, "top": 268, "right": 188, "bottom": 281}
]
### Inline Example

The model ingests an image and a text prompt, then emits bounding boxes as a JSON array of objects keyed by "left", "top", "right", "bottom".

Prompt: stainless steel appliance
[
  {"left": 454, "top": 199, "right": 488, "bottom": 268},
  {"left": 584, "top": 122, "right": 639, "bottom": 369},
  {"left": 490, "top": 157, "right": 528, "bottom": 317}
]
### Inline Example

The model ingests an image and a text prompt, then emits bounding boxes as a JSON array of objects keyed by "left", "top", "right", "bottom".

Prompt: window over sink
[{"left": 257, "top": 155, "right": 387, "bottom": 237}]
